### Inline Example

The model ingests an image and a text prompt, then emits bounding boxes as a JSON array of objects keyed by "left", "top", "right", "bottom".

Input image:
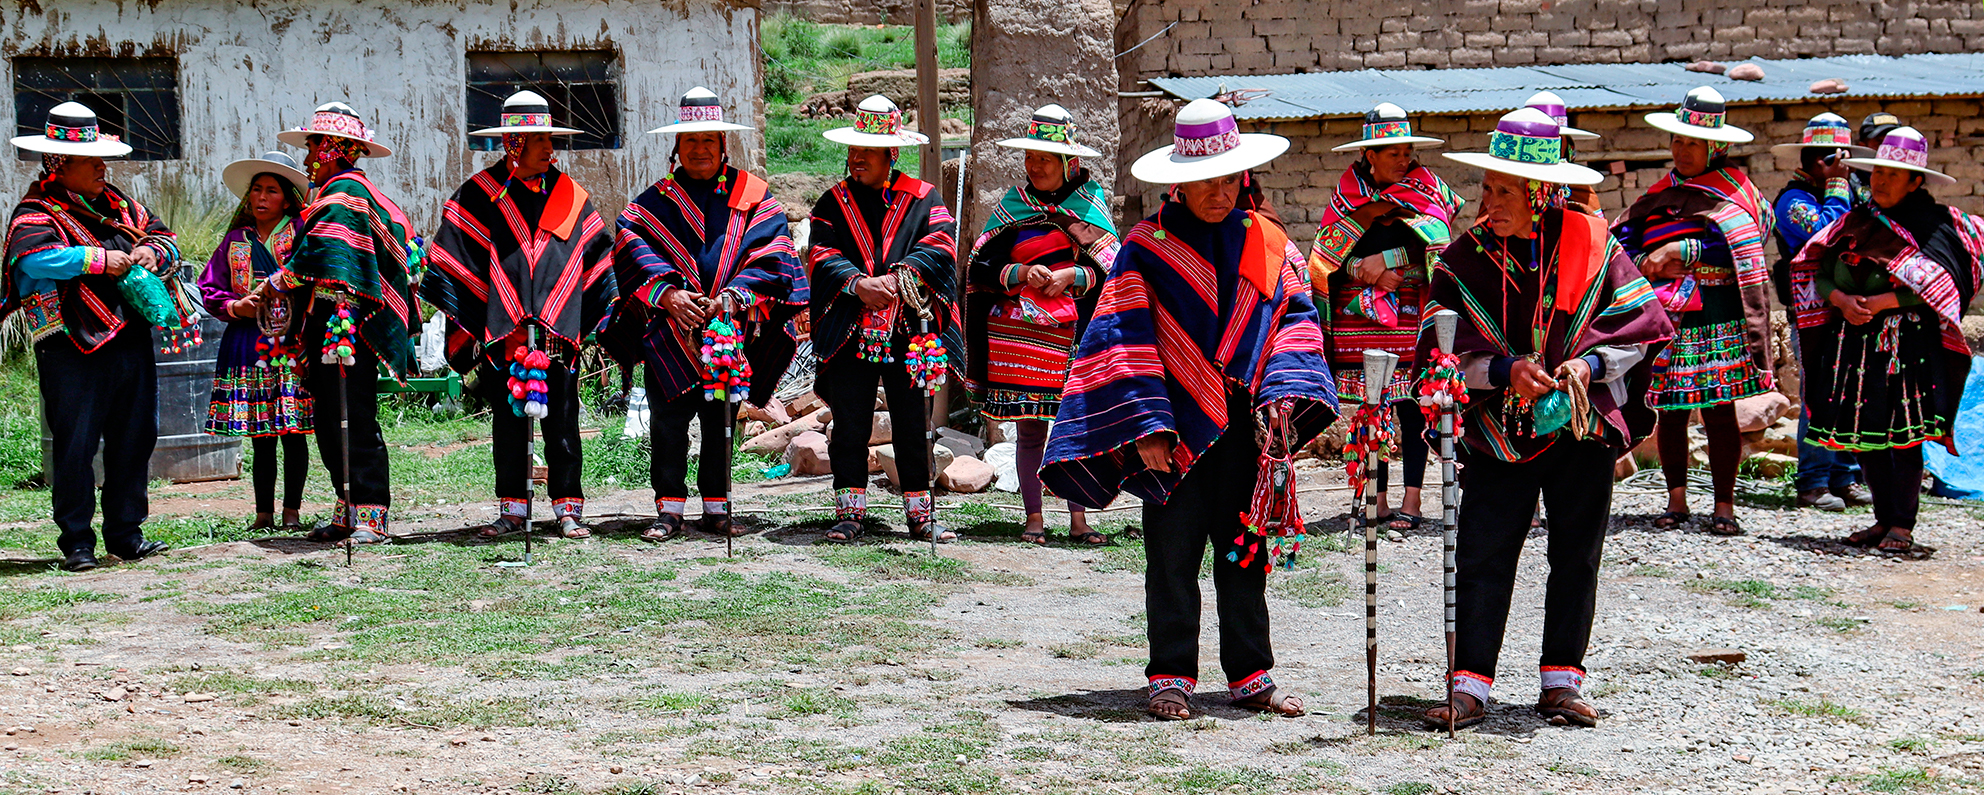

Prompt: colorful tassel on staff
[
  {"left": 506, "top": 345, "right": 551, "bottom": 419},
  {"left": 319, "top": 300, "right": 358, "bottom": 366},
  {"left": 904, "top": 331, "right": 947, "bottom": 397},
  {"left": 699, "top": 316, "right": 750, "bottom": 402},
  {"left": 1416, "top": 349, "right": 1469, "bottom": 439},
  {"left": 1342, "top": 401, "right": 1397, "bottom": 499}
]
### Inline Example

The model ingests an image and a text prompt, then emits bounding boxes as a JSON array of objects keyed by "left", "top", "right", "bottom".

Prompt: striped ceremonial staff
[
  {"left": 921, "top": 310, "right": 940, "bottom": 558},
  {"left": 721, "top": 294, "right": 742, "bottom": 559},
  {"left": 521, "top": 325, "right": 541, "bottom": 565},
  {"left": 1361, "top": 349, "right": 1399, "bottom": 735},
  {"left": 1432, "top": 309, "right": 1461, "bottom": 739}
]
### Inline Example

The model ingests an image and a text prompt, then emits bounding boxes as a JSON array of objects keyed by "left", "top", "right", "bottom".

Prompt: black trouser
[
  {"left": 302, "top": 308, "right": 390, "bottom": 523},
  {"left": 479, "top": 361, "right": 583, "bottom": 501},
  {"left": 1857, "top": 446, "right": 1924, "bottom": 530},
  {"left": 1453, "top": 437, "right": 1615, "bottom": 681},
  {"left": 1144, "top": 389, "right": 1273, "bottom": 686},
  {"left": 648, "top": 369, "right": 735, "bottom": 501},
  {"left": 821, "top": 346, "right": 931, "bottom": 493},
  {"left": 1373, "top": 403, "right": 1430, "bottom": 492},
  {"left": 36, "top": 324, "right": 157, "bottom": 558},
  {"left": 250, "top": 435, "right": 310, "bottom": 514}
]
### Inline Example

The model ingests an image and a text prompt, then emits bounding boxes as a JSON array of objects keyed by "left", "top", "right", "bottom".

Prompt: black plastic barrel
[{"left": 40, "top": 316, "right": 242, "bottom": 485}]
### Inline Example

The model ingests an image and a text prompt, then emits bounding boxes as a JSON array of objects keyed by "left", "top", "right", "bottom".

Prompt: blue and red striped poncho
[
  {"left": 806, "top": 172, "right": 960, "bottom": 377},
  {"left": 611, "top": 165, "right": 805, "bottom": 405},
  {"left": 1041, "top": 202, "right": 1340, "bottom": 509}
]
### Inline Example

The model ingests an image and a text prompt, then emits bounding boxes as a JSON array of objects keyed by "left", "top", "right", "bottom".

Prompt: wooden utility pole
[{"left": 914, "top": 0, "right": 942, "bottom": 184}]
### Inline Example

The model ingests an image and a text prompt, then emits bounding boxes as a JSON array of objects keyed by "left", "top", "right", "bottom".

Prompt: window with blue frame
[
  {"left": 12, "top": 56, "right": 181, "bottom": 161},
  {"left": 466, "top": 50, "right": 621, "bottom": 151}
]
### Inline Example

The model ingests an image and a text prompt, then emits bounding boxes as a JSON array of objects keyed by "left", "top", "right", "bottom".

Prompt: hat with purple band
[
  {"left": 1331, "top": 102, "right": 1444, "bottom": 152},
  {"left": 647, "top": 86, "right": 754, "bottom": 135},
  {"left": 276, "top": 101, "right": 393, "bottom": 158},
  {"left": 1442, "top": 108, "right": 1603, "bottom": 186},
  {"left": 1130, "top": 98, "right": 1289, "bottom": 184},
  {"left": 1842, "top": 125, "right": 1953, "bottom": 185},
  {"left": 1645, "top": 86, "right": 1753, "bottom": 145},
  {"left": 822, "top": 95, "right": 929, "bottom": 148},
  {"left": 1522, "top": 91, "right": 1599, "bottom": 141},
  {"left": 1770, "top": 112, "right": 1874, "bottom": 157},
  {"left": 471, "top": 90, "right": 584, "bottom": 138},
  {"left": 11, "top": 102, "right": 132, "bottom": 158}
]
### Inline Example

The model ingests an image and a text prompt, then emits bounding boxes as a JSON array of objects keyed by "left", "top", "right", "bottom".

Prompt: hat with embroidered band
[
  {"left": 1331, "top": 102, "right": 1444, "bottom": 152},
  {"left": 822, "top": 95, "right": 929, "bottom": 147},
  {"left": 1442, "top": 108, "right": 1603, "bottom": 186},
  {"left": 647, "top": 86, "right": 755, "bottom": 134},
  {"left": 1130, "top": 98, "right": 1289, "bottom": 184},
  {"left": 1842, "top": 126, "right": 1953, "bottom": 185},
  {"left": 1645, "top": 86, "right": 1753, "bottom": 144},
  {"left": 10, "top": 102, "right": 132, "bottom": 158},
  {"left": 1770, "top": 112, "right": 1874, "bottom": 156},
  {"left": 471, "top": 90, "right": 584, "bottom": 137},
  {"left": 1522, "top": 91, "right": 1599, "bottom": 141},
  {"left": 275, "top": 101, "right": 392, "bottom": 158},
  {"left": 222, "top": 151, "right": 309, "bottom": 198},
  {"left": 995, "top": 104, "right": 1102, "bottom": 159}
]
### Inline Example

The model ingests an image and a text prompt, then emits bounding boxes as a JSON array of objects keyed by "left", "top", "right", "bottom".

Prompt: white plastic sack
[
  {"left": 623, "top": 387, "right": 651, "bottom": 438},
  {"left": 983, "top": 441, "right": 1019, "bottom": 493}
]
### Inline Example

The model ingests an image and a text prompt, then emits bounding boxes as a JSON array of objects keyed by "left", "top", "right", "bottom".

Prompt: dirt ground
[{"left": 1, "top": 460, "right": 1981, "bottom": 795}]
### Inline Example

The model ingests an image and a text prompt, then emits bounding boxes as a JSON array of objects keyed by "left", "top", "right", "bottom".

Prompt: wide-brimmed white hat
[
  {"left": 10, "top": 102, "right": 132, "bottom": 158},
  {"left": 471, "top": 90, "right": 584, "bottom": 137},
  {"left": 1645, "top": 87, "right": 1753, "bottom": 145},
  {"left": 1843, "top": 126, "right": 1954, "bottom": 185},
  {"left": 1442, "top": 108, "right": 1603, "bottom": 186},
  {"left": 822, "top": 95, "right": 929, "bottom": 147},
  {"left": 222, "top": 151, "right": 310, "bottom": 198},
  {"left": 1130, "top": 99, "right": 1289, "bottom": 184},
  {"left": 275, "top": 102, "right": 393, "bottom": 158},
  {"left": 995, "top": 104, "right": 1102, "bottom": 158},
  {"left": 1331, "top": 103, "right": 1444, "bottom": 152},
  {"left": 1770, "top": 112, "right": 1874, "bottom": 157},
  {"left": 647, "top": 86, "right": 755, "bottom": 134},
  {"left": 1523, "top": 91, "right": 1600, "bottom": 141}
]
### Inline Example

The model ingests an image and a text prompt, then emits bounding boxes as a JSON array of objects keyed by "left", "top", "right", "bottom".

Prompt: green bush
[
  {"left": 823, "top": 30, "right": 865, "bottom": 60},
  {"left": 764, "top": 64, "right": 802, "bottom": 104},
  {"left": 776, "top": 15, "right": 821, "bottom": 59}
]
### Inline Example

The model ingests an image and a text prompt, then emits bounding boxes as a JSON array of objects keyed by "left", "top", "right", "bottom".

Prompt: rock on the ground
[
  {"left": 785, "top": 431, "right": 831, "bottom": 476},
  {"left": 740, "top": 397, "right": 790, "bottom": 426},
  {"left": 1614, "top": 453, "right": 1637, "bottom": 481},
  {"left": 983, "top": 441, "right": 1020, "bottom": 492},
  {"left": 1734, "top": 391, "right": 1791, "bottom": 432},
  {"left": 874, "top": 443, "right": 956, "bottom": 487},
  {"left": 936, "top": 426, "right": 985, "bottom": 459},
  {"left": 1756, "top": 416, "right": 1797, "bottom": 456},
  {"left": 740, "top": 410, "right": 827, "bottom": 456},
  {"left": 1748, "top": 452, "right": 1797, "bottom": 479},
  {"left": 1688, "top": 648, "right": 1748, "bottom": 664},
  {"left": 8, "top": 668, "right": 28, "bottom": 676},
  {"left": 939, "top": 455, "right": 994, "bottom": 493},
  {"left": 868, "top": 412, "right": 893, "bottom": 445},
  {"left": 101, "top": 687, "right": 126, "bottom": 702}
]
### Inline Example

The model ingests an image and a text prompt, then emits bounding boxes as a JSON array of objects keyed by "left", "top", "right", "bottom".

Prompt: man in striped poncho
[{"left": 268, "top": 102, "right": 418, "bottom": 545}]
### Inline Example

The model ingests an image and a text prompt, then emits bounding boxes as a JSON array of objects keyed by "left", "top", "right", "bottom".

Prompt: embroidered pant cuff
[
  {"left": 1147, "top": 675, "right": 1196, "bottom": 696},
  {"left": 904, "top": 490, "right": 933, "bottom": 524},
  {"left": 552, "top": 497, "right": 583, "bottom": 521},
  {"left": 1451, "top": 670, "right": 1492, "bottom": 705},
  {"left": 835, "top": 487, "right": 866, "bottom": 521},
  {"left": 1228, "top": 670, "right": 1275, "bottom": 700},
  {"left": 657, "top": 497, "right": 686, "bottom": 517},
  {"left": 1540, "top": 666, "right": 1586, "bottom": 692},
  {"left": 703, "top": 498, "right": 729, "bottom": 516}
]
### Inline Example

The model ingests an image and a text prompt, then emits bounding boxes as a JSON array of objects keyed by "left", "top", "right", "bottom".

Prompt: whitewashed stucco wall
[{"left": 0, "top": 0, "right": 765, "bottom": 230}]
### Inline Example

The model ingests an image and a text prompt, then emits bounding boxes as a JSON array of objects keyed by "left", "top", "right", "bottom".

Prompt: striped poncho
[
  {"left": 273, "top": 169, "right": 418, "bottom": 381},
  {"left": 1041, "top": 203, "right": 1340, "bottom": 509},
  {"left": 423, "top": 164, "right": 621, "bottom": 373},
  {"left": 613, "top": 166, "right": 805, "bottom": 406},
  {"left": 1, "top": 182, "right": 180, "bottom": 352},
  {"left": 805, "top": 172, "right": 960, "bottom": 379}
]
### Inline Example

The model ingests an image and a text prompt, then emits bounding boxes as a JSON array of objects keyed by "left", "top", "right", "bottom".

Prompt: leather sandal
[
  {"left": 477, "top": 516, "right": 524, "bottom": 540},
  {"left": 643, "top": 514, "right": 684, "bottom": 542},
  {"left": 1421, "top": 691, "right": 1487, "bottom": 730},
  {"left": 1651, "top": 511, "right": 1690, "bottom": 529},
  {"left": 1067, "top": 529, "right": 1108, "bottom": 546},
  {"left": 1232, "top": 688, "right": 1305, "bottom": 717},
  {"left": 1843, "top": 523, "right": 1888, "bottom": 548},
  {"left": 909, "top": 522, "right": 957, "bottom": 543},
  {"left": 1877, "top": 526, "right": 1915, "bottom": 553},
  {"left": 1146, "top": 688, "right": 1191, "bottom": 721},
  {"left": 1536, "top": 687, "right": 1599, "bottom": 727},
  {"left": 1707, "top": 515, "right": 1744, "bottom": 536},
  {"left": 825, "top": 519, "right": 862, "bottom": 543},
  {"left": 305, "top": 524, "right": 354, "bottom": 543}
]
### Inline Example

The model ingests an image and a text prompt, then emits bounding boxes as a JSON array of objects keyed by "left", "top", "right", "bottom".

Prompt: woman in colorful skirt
[
  {"left": 965, "top": 105, "right": 1117, "bottom": 546},
  {"left": 199, "top": 152, "right": 313, "bottom": 531},
  {"left": 1614, "top": 87, "right": 1777, "bottom": 536},
  {"left": 1791, "top": 126, "right": 1981, "bottom": 553}
]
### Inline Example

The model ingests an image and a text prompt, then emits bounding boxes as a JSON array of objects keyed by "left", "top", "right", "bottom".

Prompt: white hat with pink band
[
  {"left": 1842, "top": 126, "right": 1954, "bottom": 185},
  {"left": 1130, "top": 99, "right": 1289, "bottom": 184}
]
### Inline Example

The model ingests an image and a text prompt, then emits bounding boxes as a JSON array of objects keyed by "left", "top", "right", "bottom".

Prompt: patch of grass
[
  {"left": 814, "top": 545, "right": 1029, "bottom": 585},
  {"left": 1766, "top": 697, "right": 1867, "bottom": 722},
  {"left": 1789, "top": 584, "right": 1836, "bottom": 601},
  {"left": 215, "top": 755, "right": 271, "bottom": 774},
  {"left": 1860, "top": 767, "right": 1935, "bottom": 793},
  {"left": 1270, "top": 567, "right": 1351, "bottom": 608},
  {"left": 1544, "top": 759, "right": 1599, "bottom": 776},
  {"left": 1047, "top": 641, "right": 1101, "bottom": 660},
  {"left": 80, "top": 738, "right": 181, "bottom": 761},
  {"left": 1888, "top": 737, "right": 1933, "bottom": 753},
  {"left": 0, "top": 586, "right": 116, "bottom": 620},
  {"left": 773, "top": 689, "right": 857, "bottom": 720},
  {"left": 1629, "top": 564, "right": 1673, "bottom": 578},
  {"left": 1814, "top": 616, "right": 1868, "bottom": 633},
  {"left": 1697, "top": 664, "right": 1739, "bottom": 680},
  {"left": 621, "top": 690, "right": 726, "bottom": 717},
  {"left": 1890, "top": 600, "right": 1924, "bottom": 610},
  {"left": 1385, "top": 784, "right": 1435, "bottom": 795},
  {"left": 1165, "top": 766, "right": 1295, "bottom": 795},
  {"left": 172, "top": 671, "right": 317, "bottom": 696},
  {"left": 1688, "top": 578, "right": 1779, "bottom": 599},
  {"left": 973, "top": 638, "right": 1023, "bottom": 650}
]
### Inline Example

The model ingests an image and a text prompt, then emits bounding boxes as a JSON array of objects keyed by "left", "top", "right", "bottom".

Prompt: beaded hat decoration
[
  {"left": 1842, "top": 125, "right": 1954, "bottom": 185},
  {"left": 822, "top": 95, "right": 930, "bottom": 147},
  {"left": 1331, "top": 102, "right": 1445, "bottom": 152},
  {"left": 276, "top": 101, "right": 394, "bottom": 157},
  {"left": 646, "top": 86, "right": 755, "bottom": 134},
  {"left": 10, "top": 101, "right": 133, "bottom": 158},
  {"left": 1770, "top": 112, "right": 1875, "bottom": 157},
  {"left": 1644, "top": 86, "right": 1754, "bottom": 144},
  {"left": 1442, "top": 108, "right": 1603, "bottom": 186}
]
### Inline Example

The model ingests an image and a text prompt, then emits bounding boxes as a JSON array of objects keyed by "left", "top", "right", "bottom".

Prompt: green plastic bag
[
  {"left": 116, "top": 264, "right": 185, "bottom": 330},
  {"left": 1533, "top": 390, "right": 1571, "bottom": 437}
]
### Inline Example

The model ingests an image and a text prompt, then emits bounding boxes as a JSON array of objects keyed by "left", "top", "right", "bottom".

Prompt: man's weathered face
[
  {"left": 1176, "top": 172, "right": 1241, "bottom": 224},
  {"left": 514, "top": 132, "right": 556, "bottom": 177},
  {"left": 54, "top": 156, "right": 108, "bottom": 199},
  {"left": 1024, "top": 150, "right": 1066, "bottom": 193},
  {"left": 1363, "top": 144, "right": 1415, "bottom": 186},
  {"left": 847, "top": 146, "right": 893, "bottom": 189},
  {"left": 1477, "top": 170, "right": 1537, "bottom": 239},
  {"left": 677, "top": 132, "right": 725, "bottom": 180},
  {"left": 1669, "top": 135, "right": 1712, "bottom": 179},
  {"left": 1868, "top": 166, "right": 1924, "bottom": 210}
]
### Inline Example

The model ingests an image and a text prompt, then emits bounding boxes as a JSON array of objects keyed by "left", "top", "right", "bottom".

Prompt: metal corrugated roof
[{"left": 1148, "top": 53, "right": 1984, "bottom": 121}]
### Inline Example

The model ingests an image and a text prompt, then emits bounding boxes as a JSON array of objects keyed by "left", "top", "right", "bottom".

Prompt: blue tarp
[{"left": 1926, "top": 356, "right": 1984, "bottom": 500}]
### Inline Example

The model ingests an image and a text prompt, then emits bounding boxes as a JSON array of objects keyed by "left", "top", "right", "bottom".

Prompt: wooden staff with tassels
[{"left": 1358, "top": 349, "right": 1399, "bottom": 735}]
